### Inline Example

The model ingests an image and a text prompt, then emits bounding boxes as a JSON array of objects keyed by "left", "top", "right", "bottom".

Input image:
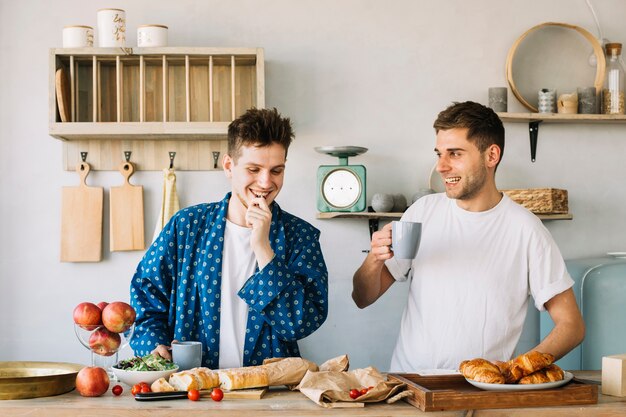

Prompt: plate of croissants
[{"left": 459, "top": 351, "right": 573, "bottom": 391}]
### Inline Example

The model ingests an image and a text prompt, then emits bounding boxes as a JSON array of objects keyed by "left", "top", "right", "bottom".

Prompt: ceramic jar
[
  {"left": 97, "top": 8, "right": 126, "bottom": 47},
  {"left": 137, "top": 24, "right": 168, "bottom": 47},
  {"left": 62, "top": 25, "right": 94, "bottom": 48}
]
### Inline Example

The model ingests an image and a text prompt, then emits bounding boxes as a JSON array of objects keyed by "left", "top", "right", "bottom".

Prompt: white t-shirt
[
  {"left": 385, "top": 193, "right": 573, "bottom": 373},
  {"left": 219, "top": 220, "right": 256, "bottom": 369}
]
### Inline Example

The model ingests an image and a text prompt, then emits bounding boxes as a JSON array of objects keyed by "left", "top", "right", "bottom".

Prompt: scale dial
[
  {"left": 321, "top": 169, "right": 362, "bottom": 209},
  {"left": 315, "top": 145, "right": 367, "bottom": 213}
]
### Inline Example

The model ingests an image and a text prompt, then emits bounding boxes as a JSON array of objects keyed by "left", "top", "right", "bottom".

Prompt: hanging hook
[
  {"left": 169, "top": 152, "right": 176, "bottom": 169},
  {"left": 212, "top": 151, "right": 220, "bottom": 169},
  {"left": 124, "top": 151, "right": 132, "bottom": 162},
  {"left": 80, "top": 152, "right": 88, "bottom": 162}
]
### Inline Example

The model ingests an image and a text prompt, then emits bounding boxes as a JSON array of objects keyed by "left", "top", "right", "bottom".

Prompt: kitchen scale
[{"left": 315, "top": 146, "right": 367, "bottom": 212}]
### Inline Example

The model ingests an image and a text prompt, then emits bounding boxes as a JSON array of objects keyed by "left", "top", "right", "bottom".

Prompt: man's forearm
[
  {"left": 532, "top": 319, "right": 585, "bottom": 361},
  {"left": 352, "top": 253, "right": 386, "bottom": 309}
]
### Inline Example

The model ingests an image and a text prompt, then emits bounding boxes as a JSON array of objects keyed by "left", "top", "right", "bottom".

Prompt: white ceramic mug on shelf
[
  {"left": 97, "top": 8, "right": 126, "bottom": 47},
  {"left": 137, "top": 24, "right": 168, "bottom": 47},
  {"left": 63, "top": 25, "right": 94, "bottom": 48}
]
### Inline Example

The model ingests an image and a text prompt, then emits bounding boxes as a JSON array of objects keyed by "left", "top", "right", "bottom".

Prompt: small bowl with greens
[{"left": 111, "top": 354, "right": 178, "bottom": 387}]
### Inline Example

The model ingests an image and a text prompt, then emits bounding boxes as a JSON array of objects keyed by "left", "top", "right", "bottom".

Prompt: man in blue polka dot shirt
[{"left": 129, "top": 108, "right": 329, "bottom": 369}]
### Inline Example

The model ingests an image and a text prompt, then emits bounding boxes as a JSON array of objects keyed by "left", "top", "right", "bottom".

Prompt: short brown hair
[
  {"left": 433, "top": 101, "right": 505, "bottom": 165},
  {"left": 227, "top": 108, "right": 294, "bottom": 161}
]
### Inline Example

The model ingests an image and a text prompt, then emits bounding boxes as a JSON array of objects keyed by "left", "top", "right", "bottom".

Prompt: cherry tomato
[
  {"left": 131, "top": 384, "right": 141, "bottom": 396},
  {"left": 349, "top": 389, "right": 360, "bottom": 399},
  {"left": 360, "top": 388, "right": 368, "bottom": 396},
  {"left": 188, "top": 389, "right": 200, "bottom": 401},
  {"left": 140, "top": 385, "right": 152, "bottom": 393},
  {"left": 112, "top": 385, "right": 123, "bottom": 396},
  {"left": 139, "top": 382, "right": 150, "bottom": 390},
  {"left": 210, "top": 388, "right": 224, "bottom": 402}
]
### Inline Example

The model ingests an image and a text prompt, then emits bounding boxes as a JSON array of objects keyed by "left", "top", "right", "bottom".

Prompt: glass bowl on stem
[{"left": 74, "top": 323, "right": 134, "bottom": 380}]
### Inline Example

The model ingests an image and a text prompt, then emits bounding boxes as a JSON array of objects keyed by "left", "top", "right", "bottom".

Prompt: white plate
[
  {"left": 465, "top": 371, "right": 573, "bottom": 391},
  {"left": 607, "top": 252, "right": 626, "bottom": 258}
]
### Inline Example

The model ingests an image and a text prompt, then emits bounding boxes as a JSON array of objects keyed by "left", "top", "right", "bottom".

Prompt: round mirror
[{"left": 506, "top": 22, "right": 605, "bottom": 112}]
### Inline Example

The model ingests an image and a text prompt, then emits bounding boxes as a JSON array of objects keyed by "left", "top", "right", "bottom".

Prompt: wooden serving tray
[{"left": 387, "top": 373, "right": 598, "bottom": 412}]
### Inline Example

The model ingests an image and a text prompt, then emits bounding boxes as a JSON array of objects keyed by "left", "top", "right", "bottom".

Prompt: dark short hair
[
  {"left": 227, "top": 108, "right": 294, "bottom": 161},
  {"left": 433, "top": 101, "right": 505, "bottom": 165}
]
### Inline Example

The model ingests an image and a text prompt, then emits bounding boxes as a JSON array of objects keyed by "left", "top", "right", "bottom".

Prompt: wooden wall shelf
[
  {"left": 316, "top": 212, "right": 572, "bottom": 221},
  {"left": 49, "top": 47, "right": 264, "bottom": 171},
  {"left": 498, "top": 112, "right": 626, "bottom": 123},
  {"left": 317, "top": 210, "right": 572, "bottom": 238},
  {"left": 497, "top": 112, "right": 626, "bottom": 162}
]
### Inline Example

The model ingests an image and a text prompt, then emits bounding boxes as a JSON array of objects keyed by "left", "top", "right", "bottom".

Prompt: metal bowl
[{"left": 0, "top": 361, "right": 84, "bottom": 400}]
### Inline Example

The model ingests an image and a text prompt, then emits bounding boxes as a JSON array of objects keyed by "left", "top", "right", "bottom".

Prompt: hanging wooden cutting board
[
  {"left": 60, "top": 162, "right": 103, "bottom": 262},
  {"left": 110, "top": 161, "right": 145, "bottom": 251}
]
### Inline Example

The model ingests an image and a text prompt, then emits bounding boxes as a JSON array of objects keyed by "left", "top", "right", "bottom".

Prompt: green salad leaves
[{"left": 114, "top": 354, "right": 177, "bottom": 371}]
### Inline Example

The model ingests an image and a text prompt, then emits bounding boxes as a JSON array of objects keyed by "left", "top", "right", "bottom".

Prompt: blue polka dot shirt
[{"left": 129, "top": 193, "right": 329, "bottom": 368}]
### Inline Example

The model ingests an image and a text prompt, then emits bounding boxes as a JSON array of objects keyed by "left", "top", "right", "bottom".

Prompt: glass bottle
[{"left": 602, "top": 43, "right": 625, "bottom": 114}]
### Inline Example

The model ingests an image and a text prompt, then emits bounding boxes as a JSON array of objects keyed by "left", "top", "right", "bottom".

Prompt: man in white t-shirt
[
  {"left": 131, "top": 108, "right": 328, "bottom": 369},
  {"left": 352, "top": 101, "right": 585, "bottom": 372}
]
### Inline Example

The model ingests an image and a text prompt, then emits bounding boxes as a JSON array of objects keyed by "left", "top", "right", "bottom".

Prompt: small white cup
[
  {"left": 63, "top": 25, "right": 94, "bottom": 48},
  {"left": 97, "top": 8, "right": 126, "bottom": 47},
  {"left": 137, "top": 24, "right": 168, "bottom": 47},
  {"left": 392, "top": 221, "right": 422, "bottom": 259},
  {"left": 171, "top": 341, "right": 202, "bottom": 371}
]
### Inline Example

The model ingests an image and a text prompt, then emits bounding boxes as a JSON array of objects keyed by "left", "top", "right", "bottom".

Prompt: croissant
[
  {"left": 518, "top": 364, "right": 564, "bottom": 384},
  {"left": 503, "top": 351, "right": 555, "bottom": 383},
  {"left": 459, "top": 358, "right": 505, "bottom": 384}
]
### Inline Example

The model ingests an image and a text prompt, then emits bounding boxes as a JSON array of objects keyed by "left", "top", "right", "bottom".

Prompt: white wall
[{"left": 1, "top": 0, "right": 626, "bottom": 371}]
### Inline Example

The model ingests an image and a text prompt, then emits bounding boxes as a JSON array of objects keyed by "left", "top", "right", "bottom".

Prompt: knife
[{"left": 134, "top": 391, "right": 189, "bottom": 401}]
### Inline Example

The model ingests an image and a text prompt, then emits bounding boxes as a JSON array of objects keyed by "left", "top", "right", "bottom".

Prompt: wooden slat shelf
[{"left": 49, "top": 47, "right": 265, "bottom": 170}]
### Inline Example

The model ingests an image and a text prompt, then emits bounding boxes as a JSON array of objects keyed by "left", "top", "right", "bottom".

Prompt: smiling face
[
  {"left": 435, "top": 128, "right": 501, "bottom": 211},
  {"left": 223, "top": 142, "right": 286, "bottom": 224}
]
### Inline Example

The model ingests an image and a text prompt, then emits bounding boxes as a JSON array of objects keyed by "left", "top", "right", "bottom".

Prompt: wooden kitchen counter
[{"left": 1, "top": 371, "right": 625, "bottom": 416}]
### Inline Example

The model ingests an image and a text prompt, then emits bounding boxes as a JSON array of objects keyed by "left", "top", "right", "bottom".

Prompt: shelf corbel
[{"left": 529, "top": 120, "right": 542, "bottom": 162}]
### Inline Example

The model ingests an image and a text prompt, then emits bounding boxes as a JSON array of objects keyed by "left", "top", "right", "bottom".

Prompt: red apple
[
  {"left": 88, "top": 327, "right": 121, "bottom": 356},
  {"left": 73, "top": 302, "right": 102, "bottom": 330},
  {"left": 97, "top": 301, "right": 109, "bottom": 311},
  {"left": 75, "top": 366, "right": 109, "bottom": 397},
  {"left": 102, "top": 301, "right": 136, "bottom": 333}
]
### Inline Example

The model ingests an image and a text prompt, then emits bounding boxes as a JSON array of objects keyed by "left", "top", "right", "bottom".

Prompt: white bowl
[{"left": 110, "top": 365, "right": 178, "bottom": 387}]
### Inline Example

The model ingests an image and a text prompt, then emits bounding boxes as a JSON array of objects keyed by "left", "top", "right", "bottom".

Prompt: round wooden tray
[
  {"left": 505, "top": 22, "right": 606, "bottom": 113},
  {"left": 0, "top": 361, "right": 84, "bottom": 400}
]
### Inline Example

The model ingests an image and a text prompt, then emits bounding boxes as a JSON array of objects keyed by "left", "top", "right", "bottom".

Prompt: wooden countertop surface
[{"left": 0, "top": 371, "right": 623, "bottom": 416}]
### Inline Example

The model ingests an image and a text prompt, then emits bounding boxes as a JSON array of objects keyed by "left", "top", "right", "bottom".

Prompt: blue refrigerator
[{"left": 540, "top": 256, "right": 626, "bottom": 370}]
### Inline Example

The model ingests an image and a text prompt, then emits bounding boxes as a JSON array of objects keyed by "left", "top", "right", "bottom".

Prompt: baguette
[
  {"left": 189, "top": 367, "right": 219, "bottom": 389},
  {"left": 167, "top": 367, "right": 219, "bottom": 391},
  {"left": 218, "top": 366, "right": 269, "bottom": 391},
  {"left": 168, "top": 370, "right": 200, "bottom": 391},
  {"left": 151, "top": 377, "right": 176, "bottom": 392}
]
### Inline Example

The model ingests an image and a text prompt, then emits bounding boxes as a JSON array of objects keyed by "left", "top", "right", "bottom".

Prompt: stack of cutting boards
[{"left": 60, "top": 160, "right": 145, "bottom": 262}]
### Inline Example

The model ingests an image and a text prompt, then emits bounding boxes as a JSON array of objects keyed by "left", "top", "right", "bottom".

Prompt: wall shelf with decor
[
  {"left": 49, "top": 47, "right": 264, "bottom": 171},
  {"left": 497, "top": 112, "right": 626, "bottom": 162},
  {"left": 317, "top": 210, "right": 572, "bottom": 238}
]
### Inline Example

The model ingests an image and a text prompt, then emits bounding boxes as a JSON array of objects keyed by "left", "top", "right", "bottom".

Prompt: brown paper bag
[
  {"left": 319, "top": 354, "right": 349, "bottom": 372},
  {"left": 262, "top": 357, "right": 318, "bottom": 387},
  {"left": 297, "top": 366, "right": 407, "bottom": 408}
]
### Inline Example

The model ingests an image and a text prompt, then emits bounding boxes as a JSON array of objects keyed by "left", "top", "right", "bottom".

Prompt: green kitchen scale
[{"left": 315, "top": 146, "right": 367, "bottom": 213}]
